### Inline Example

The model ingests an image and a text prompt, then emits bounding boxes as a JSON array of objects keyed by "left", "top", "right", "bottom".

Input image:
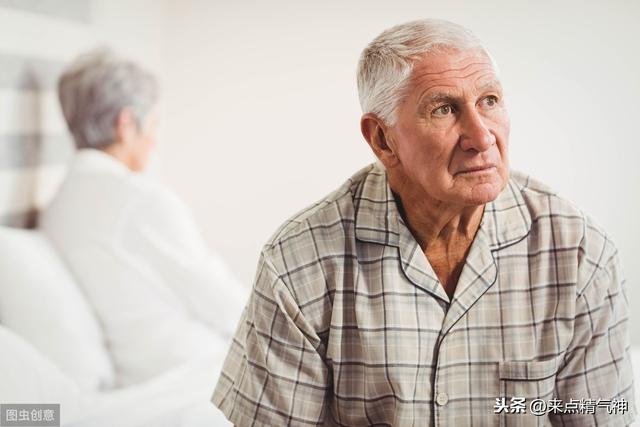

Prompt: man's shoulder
[
  {"left": 511, "top": 170, "right": 618, "bottom": 293},
  {"left": 264, "top": 164, "right": 375, "bottom": 248},
  {"left": 511, "top": 170, "right": 609, "bottom": 236},
  {"left": 258, "top": 164, "right": 378, "bottom": 278}
]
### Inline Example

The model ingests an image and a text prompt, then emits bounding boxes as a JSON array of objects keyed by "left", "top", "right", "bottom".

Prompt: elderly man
[
  {"left": 40, "top": 49, "right": 247, "bottom": 387},
  {"left": 212, "top": 19, "right": 636, "bottom": 426}
]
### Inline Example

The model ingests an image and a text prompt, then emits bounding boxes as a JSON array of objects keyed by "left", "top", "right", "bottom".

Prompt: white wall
[
  {"left": 154, "top": 0, "right": 640, "bottom": 342},
  {"left": 90, "top": 0, "right": 167, "bottom": 83}
]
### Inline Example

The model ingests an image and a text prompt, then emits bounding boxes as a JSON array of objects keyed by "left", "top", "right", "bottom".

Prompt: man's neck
[{"left": 389, "top": 175, "right": 484, "bottom": 252}]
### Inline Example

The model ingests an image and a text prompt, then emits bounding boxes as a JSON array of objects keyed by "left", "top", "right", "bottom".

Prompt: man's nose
[{"left": 459, "top": 108, "right": 495, "bottom": 152}]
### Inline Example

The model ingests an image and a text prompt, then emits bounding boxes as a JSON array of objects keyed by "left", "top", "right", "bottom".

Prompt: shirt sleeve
[
  {"left": 118, "top": 183, "right": 248, "bottom": 338},
  {"left": 550, "top": 249, "right": 637, "bottom": 426},
  {"left": 211, "top": 251, "right": 332, "bottom": 426}
]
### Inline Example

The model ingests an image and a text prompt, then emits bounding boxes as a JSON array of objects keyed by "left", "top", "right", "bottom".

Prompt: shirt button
[{"left": 436, "top": 391, "right": 449, "bottom": 406}]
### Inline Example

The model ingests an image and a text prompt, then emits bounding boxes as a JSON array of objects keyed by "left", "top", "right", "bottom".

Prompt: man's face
[{"left": 388, "top": 48, "right": 510, "bottom": 207}]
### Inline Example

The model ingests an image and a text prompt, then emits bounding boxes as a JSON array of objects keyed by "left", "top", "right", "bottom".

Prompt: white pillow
[
  {"left": 0, "top": 227, "right": 115, "bottom": 390},
  {"left": 0, "top": 325, "right": 81, "bottom": 422}
]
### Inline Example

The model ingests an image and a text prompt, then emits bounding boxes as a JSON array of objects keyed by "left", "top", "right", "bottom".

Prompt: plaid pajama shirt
[{"left": 212, "top": 162, "right": 636, "bottom": 426}]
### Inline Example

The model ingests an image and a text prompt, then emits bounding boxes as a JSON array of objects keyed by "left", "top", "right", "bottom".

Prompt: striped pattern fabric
[
  {"left": 212, "top": 162, "right": 636, "bottom": 426},
  {"left": 0, "top": 2, "right": 93, "bottom": 228}
]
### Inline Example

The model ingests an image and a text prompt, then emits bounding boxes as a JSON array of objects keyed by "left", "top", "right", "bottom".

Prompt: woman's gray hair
[
  {"left": 357, "top": 19, "right": 496, "bottom": 126},
  {"left": 58, "top": 48, "right": 158, "bottom": 149}
]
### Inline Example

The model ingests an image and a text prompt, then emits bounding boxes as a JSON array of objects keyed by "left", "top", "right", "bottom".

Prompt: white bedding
[{"left": 65, "top": 353, "right": 231, "bottom": 427}]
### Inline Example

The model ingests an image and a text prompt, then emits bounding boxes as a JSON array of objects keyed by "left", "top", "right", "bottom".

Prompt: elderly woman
[{"left": 40, "top": 49, "right": 247, "bottom": 387}]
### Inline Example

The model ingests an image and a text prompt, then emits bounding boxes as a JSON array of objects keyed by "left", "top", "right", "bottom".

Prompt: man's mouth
[{"left": 457, "top": 165, "right": 496, "bottom": 174}]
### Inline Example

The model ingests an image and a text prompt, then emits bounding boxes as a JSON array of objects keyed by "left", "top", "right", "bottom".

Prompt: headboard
[{"left": 0, "top": 0, "right": 93, "bottom": 228}]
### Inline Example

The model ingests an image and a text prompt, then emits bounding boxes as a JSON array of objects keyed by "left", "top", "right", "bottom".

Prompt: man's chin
[
  {"left": 451, "top": 168, "right": 507, "bottom": 203},
  {"left": 461, "top": 180, "right": 505, "bottom": 205}
]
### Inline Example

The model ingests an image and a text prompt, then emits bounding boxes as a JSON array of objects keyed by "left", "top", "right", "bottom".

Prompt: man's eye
[
  {"left": 433, "top": 104, "right": 454, "bottom": 116},
  {"left": 482, "top": 95, "right": 499, "bottom": 107}
]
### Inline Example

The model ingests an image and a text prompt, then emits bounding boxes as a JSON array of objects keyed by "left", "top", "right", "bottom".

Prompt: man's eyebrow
[
  {"left": 477, "top": 79, "right": 503, "bottom": 92},
  {"left": 416, "top": 92, "right": 460, "bottom": 113},
  {"left": 427, "top": 92, "right": 458, "bottom": 103},
  {"left": 419, "top": 79, "right": 503, "bottom": 107}
]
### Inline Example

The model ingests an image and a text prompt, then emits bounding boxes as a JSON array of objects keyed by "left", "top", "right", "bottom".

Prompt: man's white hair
[
  {"left": 58, "top": 48, "right": 158, "bottom": 150},
  {"left": 357, "top": 19, "right": 497, "bottom": 126}
]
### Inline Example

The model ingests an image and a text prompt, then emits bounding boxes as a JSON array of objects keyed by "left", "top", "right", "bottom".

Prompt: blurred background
[{"left": 1, "top": 0, "right": 639, "bottom": 424}]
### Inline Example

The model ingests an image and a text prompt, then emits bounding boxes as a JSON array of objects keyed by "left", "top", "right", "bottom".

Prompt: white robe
[{"left": 40, "top": 149, "right": 248, "bottom": 387}]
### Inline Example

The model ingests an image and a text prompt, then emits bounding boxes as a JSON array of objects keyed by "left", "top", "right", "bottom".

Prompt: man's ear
[
  {"left": 115, "top": 108, "right": 138, "bottom": 147},
  {"left": 360, "top": 113, "right": 400, "bottom": 168}
]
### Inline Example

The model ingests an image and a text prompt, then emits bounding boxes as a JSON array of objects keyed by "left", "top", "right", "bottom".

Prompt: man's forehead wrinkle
[
  {"left": 415, "top": 71, "right": 498, "bottom": 104},
  {"left": 411, "top": 58, "right": 494, "bottom": 80},
  {"left": 416, "top": 71, "right": 496, "bottom": 90},
  {"left": 411, "top": 66, "right": 496, "bottom": 93}
]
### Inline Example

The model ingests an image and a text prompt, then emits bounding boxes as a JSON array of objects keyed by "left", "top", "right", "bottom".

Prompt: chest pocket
[{"left": 498, "top": 358, "right": 559, "bottom": 427}]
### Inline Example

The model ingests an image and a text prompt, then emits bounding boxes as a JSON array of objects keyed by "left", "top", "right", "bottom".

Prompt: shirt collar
[
  {"left": 354, "top": 162, "right": 532, "bottom": 252},
  {"left": 71, "top": 148, "right": 130, "bottom": 176}
]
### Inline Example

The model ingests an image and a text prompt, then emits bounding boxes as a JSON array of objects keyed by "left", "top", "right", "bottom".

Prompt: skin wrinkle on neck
[{"left": 392, "top": 181, "right": 484, "bottom": 250}]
